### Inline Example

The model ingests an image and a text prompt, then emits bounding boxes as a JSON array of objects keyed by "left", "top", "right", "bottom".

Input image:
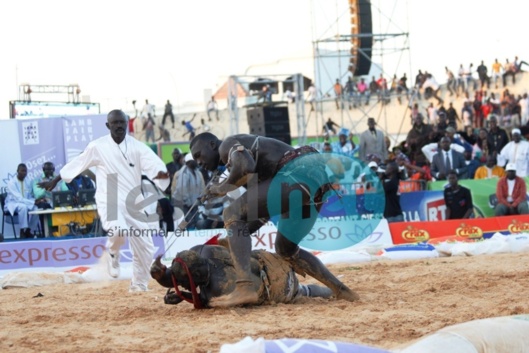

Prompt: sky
[{"left": 0, "top": 0, "right": 527, "bottom": 118}]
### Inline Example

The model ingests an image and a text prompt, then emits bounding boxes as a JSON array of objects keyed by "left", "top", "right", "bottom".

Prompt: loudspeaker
[
  {"left": 350, "top": 0, "right": 372, "bottom": 76},
  {"left": 247, "top": 106, "right": 291, "bottom": 145}
]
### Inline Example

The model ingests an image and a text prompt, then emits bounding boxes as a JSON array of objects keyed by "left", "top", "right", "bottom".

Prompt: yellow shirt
[{"left": 474, "top": 165, "right": 506, "bottom": 179}]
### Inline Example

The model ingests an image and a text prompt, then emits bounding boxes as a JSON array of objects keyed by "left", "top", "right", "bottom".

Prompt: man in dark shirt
[
  {"left": 444, "top": 170, "right": 474, "bottom": 219},
  {"left": 487, "top": 115, "right": 509, "bottom": 156},
  {"left": 381, "top": 162, "right": 403, "bottom": 223},
  {"left": 165, "top": 148, "right": 183, "bottom": 195}
]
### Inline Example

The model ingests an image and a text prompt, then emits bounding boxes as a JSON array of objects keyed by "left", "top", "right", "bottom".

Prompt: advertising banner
[
  {"left": 0, "top": 235, "right": 165, "bottom": 271},
  {"left": 428, "top": 178, "right": 529, "bottom": 218},
  {"left": 62, "top": 114, "right": 108, "bottom": 162},
  {"left": 18, "top": 118, "right": 66, "bottom": 183},
  {"left": 389, "top": 215, "right": 529, "bottom": 244},
  {"left": 400, "top": 190, "right": 445, "bottom": 222}
]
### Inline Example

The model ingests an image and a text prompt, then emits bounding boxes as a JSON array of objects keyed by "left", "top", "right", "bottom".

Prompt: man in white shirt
[
  {"left": 498, "top": 128, "right": 529, "bottom": 177},
  {"left": 40, "top": 110, "right": 170, "bottom": 292},
  {"left": 141, "top": 99, "right": 155, "bottom": 119},
  {"left": 4, "top": 163, "right": 43, "bottom": 238}
]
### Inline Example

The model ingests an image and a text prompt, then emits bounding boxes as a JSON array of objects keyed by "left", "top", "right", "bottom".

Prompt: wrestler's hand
[
  {"left": 153, "top": 171, "right": 170, "bottom": 180},
  {"left": 150, "top": 255, "right": 167, "bottom": 280},
  {"left": 200, "top": 184, "right": 221, "bottom": 203}
]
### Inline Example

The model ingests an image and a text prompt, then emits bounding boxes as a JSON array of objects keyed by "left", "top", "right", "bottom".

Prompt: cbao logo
[
  {"left": 455, "top": 223, "right": 483, "bottom": 238},
  {"left": 508, "top": 220, "right": 529, "bottom": 233},
  {"left": 402, "top": 226, "right": 429, "bottom": 242},
  {"left": 267, "top": 151, "right": 385, "bottom": 251}
]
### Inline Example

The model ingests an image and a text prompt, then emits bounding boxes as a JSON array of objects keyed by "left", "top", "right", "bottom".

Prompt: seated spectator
[
  {"left": 464, "top": 150, "right": 481, "bottom": 180},
  {"left": 494, "top": 163, "right": 529, "bottom": 216},
  {"left": 473, "top": 128, "right": 492, "bottom": 162},
  {"left": 4, "top": 163, "right": 42, "bottom": 238},
  {"left": 444, "top": 170, "right": 474, "bottom": 219},
  {"left": 431, "top": 137, "right": 468, "bottom": 180},
  {"left": 32, "top": 161, "right": 69, "bottom": 209},
  {"left": 474, "top": 155, "right": 505, "bottom": 179},
  {"left": 332, "top": 130, "right": 356, "bottom": 156}
]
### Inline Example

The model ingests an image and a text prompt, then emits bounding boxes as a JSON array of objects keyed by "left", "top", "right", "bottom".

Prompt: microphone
[{"left": 129, "top": 163, "right": 135, "bottom": 167}]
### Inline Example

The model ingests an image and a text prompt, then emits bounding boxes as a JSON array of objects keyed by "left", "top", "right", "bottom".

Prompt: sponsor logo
[
  {"left": 402, "top": 226, "right": 430, "bottom": 242},
  {"left": 508, "top": 220, "right": 529, "bottom": 233},
  {"left": 455, "top": 223, "right": 483, "bottom": 238}
]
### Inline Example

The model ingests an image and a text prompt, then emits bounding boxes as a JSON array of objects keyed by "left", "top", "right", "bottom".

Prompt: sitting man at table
[
  {"left": 494, "top": 163, "right": 529, "bottom": 216},
  {"left": 4, "top": 163, "right": 45, "bottom": 238},
  {"left": 32, "top": 162, "right": 69, "bottom": 208}
]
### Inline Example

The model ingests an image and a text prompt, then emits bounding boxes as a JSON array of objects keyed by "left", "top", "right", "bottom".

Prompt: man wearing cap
[
  {"left": 494, "top": 163, "right": 529, "bottom": 216},
  {"left": 171, "top": 153, "right": 205, "bottom": 229},
  {"left": 359, "top": 117, "right": 387, "bottom": 162},
  {"left": 497, "top": 128, "right": 529, "bottom": 177}
]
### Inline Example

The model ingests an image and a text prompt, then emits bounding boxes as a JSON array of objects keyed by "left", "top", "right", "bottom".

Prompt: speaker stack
[
  {"left": 349, "top": 0, "right": 373, "bottom": 76},
  {"left": 247, "top": 106, "right": 291, "bottom": 145}
]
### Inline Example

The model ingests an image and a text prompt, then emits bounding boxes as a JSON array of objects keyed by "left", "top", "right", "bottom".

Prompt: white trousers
[
  {"left": 5, "top": 202, "right": 39, "bottom": 231},
  {"left": 99, "top": 204, "right": 157, "bottom": 288}
]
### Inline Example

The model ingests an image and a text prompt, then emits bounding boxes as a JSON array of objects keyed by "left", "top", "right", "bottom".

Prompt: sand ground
[{"left": 1, "top": 251, "right": 528, "bottom": 353}]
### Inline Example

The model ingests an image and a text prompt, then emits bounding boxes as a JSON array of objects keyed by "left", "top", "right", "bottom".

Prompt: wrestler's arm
[{"left": 208, "top": 140, "right": 256, "bottom": 196}]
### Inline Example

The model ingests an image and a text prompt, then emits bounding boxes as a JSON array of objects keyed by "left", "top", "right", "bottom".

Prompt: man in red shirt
[{"left": 494, "top": 163, "right": 529, "bottom": 216}]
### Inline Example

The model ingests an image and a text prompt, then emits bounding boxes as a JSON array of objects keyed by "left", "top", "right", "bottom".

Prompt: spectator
[
  {"left": 359, "top": 117, "right": 387, "bottom": 162},
  {"left": 476, "top": 60, "right": 490, "bottom": 89},
  {"left": 333, "top": 79, "right": 343, "bottom": 109},
  {"left": 431, "top": 137, "right": 468, "bottom": 180},
  {"left": 66, "top": 173, "right": 95, "bottom": 194},
  {"left": 474, "top": 155, "right": 505, "bottom": 179},
  {"left": 171, "top": 153, "right": 205, "bottom": 229},
  {"left": 487, "top": 115, "right": 510, "bottom": 156},
  {"left": 380, "top": 162, "right": 403, "bottom": 223},
  {"left": 141, "top": 99, "right": 155, "bottom": 119},
  {"left": 445, "top": 67, "right": 457, "bottom": 97},
  {"left": 406, "top": 113, "right": 433, "bottom": 164},
  {"left": 497, "top": 128, "right": 529, "bottom": 177},
  {"left": 32, "top": 162, "right": 69, "bottom": 208},
  {"left": 307, "top": 84, "right": 318, "bottom": 111},
  {"left": 344, "top": 76, "right": 356, "bottom": 109},
  {"left": 182, "top": 114, "right": 197, "bottom": 141},
  {"left": 207, "top": 96, "right": 219, "bottom": 121},
  {"left": 162, "top": 100, "right": 175, "bottom": 128},
  {"left": 356, "top": 78, "right": 370, "bottom": 106},
  {"left": 446, "top": 102, "right": 460, "bottom": 128},
  {"left": 4, "top": 163, "right": 41, "bottom": 238},
  {"left": 396, "top": 73, "right": 409, "bottom": 104},
  {"left": 491, "top": 59, "right": 503, "bottom": 89},
  {"left": 322, "top": 117, "right": 340, "bottom": 138},
  {"left": 166, "top": 148, "right": 183, "bottom": 195},
  {"left": 444, "top": 170, "right": 474, "bottom": 220},
  {"left": 143, "top": 114, "right": 156, "bottom": 143},
  {"left": 494, "top": 163, "right": 529, "bottom": 216}
]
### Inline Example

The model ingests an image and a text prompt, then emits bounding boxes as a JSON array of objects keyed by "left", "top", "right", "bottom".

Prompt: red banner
[{"left": 389, "top": 215, "right": 529, "bottom": 244}]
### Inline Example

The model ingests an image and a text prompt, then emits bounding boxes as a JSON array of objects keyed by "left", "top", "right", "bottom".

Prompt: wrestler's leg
[
  {"left": 209, "top": 181, "right": 271, "bottom": 307},
  {"left": 275, "top": 232, "right": 359, "bottom": 302}
]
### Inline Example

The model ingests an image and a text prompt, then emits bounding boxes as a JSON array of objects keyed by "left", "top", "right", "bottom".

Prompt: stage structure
[
  {"left": 227, "top": 73, "right": 309, "bottom": 146},
  {"left": 310, "top": 0, "right": 412, "bottom": 142},
  {"left": 10, "top": 84, "right": 99, "bottom": 119}
]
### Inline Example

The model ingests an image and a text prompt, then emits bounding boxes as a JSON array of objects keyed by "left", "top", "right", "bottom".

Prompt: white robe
[
  {"left": 60, "top": 134, "right": 169, "bottom": 287},
  {"left": 498, "top": 140, "right": 529, "bottom": 177},
  {"left": 4, "top": 176, "right": 39, "bottom": 231}
]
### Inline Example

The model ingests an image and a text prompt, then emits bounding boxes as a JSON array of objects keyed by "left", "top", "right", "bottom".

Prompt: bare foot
[
  {"left": 335, "top": 286, "right": 360, "bottom": 302},
  {"left": 209, "top": 284, "right": 260, "bottom": 307}
]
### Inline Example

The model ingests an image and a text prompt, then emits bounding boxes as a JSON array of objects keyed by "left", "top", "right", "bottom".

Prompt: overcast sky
[{"left": 0, "top": 0, "right": 526, "bottom": 118}]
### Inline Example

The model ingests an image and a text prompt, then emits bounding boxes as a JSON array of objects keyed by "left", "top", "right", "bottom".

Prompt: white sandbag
[
  {"left": 396, "top": 315, "right": 529, "bottom": 353},
  {"left": 1, "top": 271, "right": 85, "bottom": 289},
  {"left": 506, "top": 234, "right": 529, "bottom": 253},
  {"left": 317, "top": 250, "right": 373, "bottom": 265}
]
